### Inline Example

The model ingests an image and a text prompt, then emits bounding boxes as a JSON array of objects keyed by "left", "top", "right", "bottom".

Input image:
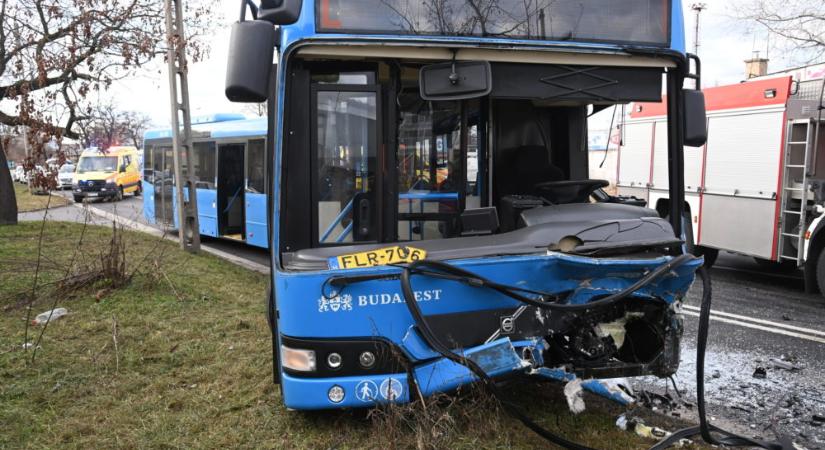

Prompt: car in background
[
  {"left": 57, "top": 163, "right": 75, "bottom": 189},
  {"left": 13, "top": 166, "right": 25, "bottom": 183},
  {"left": 73, "top": 147, "right": 141, "bottom": 202}
]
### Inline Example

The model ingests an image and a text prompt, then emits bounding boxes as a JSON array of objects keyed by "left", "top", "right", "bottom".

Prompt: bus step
[
  {"left": 781, "top": 232, "right": 799, "bottom": 238},
  {"left": 779, "top": 255, "right": 799, "bottom": 261},
  {"left": 785, "top": 165, "right": 806, "bottom": 168},
  {"left": 787, "top": 141, "right": 809, "bottom": 145},
  {"left": 782, "top": 210, "right": 802, "bottom": 214},
  {"left": 783, "top": 187, "right": 803, "bottom": 191}
]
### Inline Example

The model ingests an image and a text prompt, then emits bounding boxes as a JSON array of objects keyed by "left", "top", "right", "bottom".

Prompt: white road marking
[
  {"left": 681, "top": 310, "right": 825, "bottom": 344},
  {"left": 681, "top": 304, "right": 825, "bottom": 337}
]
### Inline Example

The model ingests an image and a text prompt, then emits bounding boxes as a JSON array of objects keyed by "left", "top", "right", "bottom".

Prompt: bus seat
[{"left": 497, "top": 145, "right": 565, "bottom": 198}]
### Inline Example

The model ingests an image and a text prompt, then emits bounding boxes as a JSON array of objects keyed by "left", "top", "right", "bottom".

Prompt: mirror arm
[
  {"left": 240, "top": 0, "right": 258, "bottom": 21},
  {"left": 448, "top": 49, "right": 459, "bottom": 85}
]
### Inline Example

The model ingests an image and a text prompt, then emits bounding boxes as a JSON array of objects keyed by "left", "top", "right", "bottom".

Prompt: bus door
[
  {"left": 312, "top": 84, "right": 380, "bottom": 245},
  {"left": 245, "top": 138, "right": 268, "bottom": 248},
  {"left": 217, "top": 143, "right": 246, "bottom": 241},
  {"left": 153, "top": 145, "right": 175, "bottom": 226}
]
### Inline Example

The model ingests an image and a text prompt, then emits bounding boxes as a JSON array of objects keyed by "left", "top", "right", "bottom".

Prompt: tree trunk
[{"left": 0, "top": 140, "right": 19, "bottom": 225}]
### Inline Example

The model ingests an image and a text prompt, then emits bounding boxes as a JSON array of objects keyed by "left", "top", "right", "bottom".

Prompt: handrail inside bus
[
  {"left": 320, "top": 197, "right": 355, "bottom": 243},
  {"left": 223, "top": 185, "right": 244, "bottom": 213}
]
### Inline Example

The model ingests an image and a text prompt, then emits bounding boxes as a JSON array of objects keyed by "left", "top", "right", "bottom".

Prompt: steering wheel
[{"left": 534, "top": 179, "right": 610, "bottom": 204}]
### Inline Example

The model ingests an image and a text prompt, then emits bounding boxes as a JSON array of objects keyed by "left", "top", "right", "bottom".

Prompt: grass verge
[
  {"left": 0, "top": 221, "right": 704, "bottom": 449},
  {"left": 14, "top": 183, "right": 71, "bottom": 212}
]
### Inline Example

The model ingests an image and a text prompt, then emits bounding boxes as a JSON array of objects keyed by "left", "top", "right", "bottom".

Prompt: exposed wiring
[{"left": 394, "top": 259, "right": 794, "bottom": 450}]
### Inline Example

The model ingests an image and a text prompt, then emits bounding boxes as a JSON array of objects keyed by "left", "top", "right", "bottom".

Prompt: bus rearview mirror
[
  {"left": 683, "top": 89, "right": 707, "bottom": 147},
  {"left": 258, "top": 0, "right": 302, "bottom": 25},
  {"left": 419, "top": 61, "right": 492, "bottom": 101},
  {"left": 225, "top": 20, "right": 275, "bottom": 103}
]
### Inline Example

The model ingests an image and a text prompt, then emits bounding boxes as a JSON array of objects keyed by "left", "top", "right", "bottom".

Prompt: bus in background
[
  {"left": 142, "top": 114, "right": 269, "bottom": 248},
  {"left": 225, "top": 0, "right": 709, "bottom": 434}
]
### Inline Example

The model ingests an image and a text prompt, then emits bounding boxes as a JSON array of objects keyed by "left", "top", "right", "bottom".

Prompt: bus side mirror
[
  {"left": 683, "top": 89, "right": 707, "bottom": 147},
  {"left": 225, "top": 20, "right": 276, "bottom": 103},
  {"left": 258, "top": 0, "right": 302, "bottom": 25}
]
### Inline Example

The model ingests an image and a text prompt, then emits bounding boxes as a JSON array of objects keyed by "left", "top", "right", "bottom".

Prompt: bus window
[
  {"left": 397, "top": 96, "right": 462, "bottom": 240},
  {"left": 247, "top": 139, "right": 266, "bottom": 193},
  {"left": 192, "top": 142, "right": 216, "bottom": 189},
  {"left": 315, "top": 90, "right": 377, "bottom": 244}
]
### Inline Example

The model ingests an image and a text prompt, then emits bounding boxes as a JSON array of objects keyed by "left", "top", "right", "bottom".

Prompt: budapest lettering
[{"left": 318, "top": 289, "right": 442, "bottom": 313}]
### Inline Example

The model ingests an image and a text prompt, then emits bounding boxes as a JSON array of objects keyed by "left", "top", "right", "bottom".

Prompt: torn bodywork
[{"left": 276, "top": 224, "right": 700, "bottom": 409}]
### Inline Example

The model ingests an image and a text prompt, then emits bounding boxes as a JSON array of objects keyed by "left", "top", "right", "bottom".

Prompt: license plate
[
  {"left": 328, "top": 245, "right": 427, "bottom": 270},
  {"left": 87, "top": 192, "right": 98, "bottom": 197}
]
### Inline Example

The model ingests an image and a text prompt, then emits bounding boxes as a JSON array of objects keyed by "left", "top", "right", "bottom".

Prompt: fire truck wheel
[
  {"left": 694, "top": 246, "right": 718, "bottom": 268},
  {"left": 815, "top": 250, "right": 825, "bottom": 296}
]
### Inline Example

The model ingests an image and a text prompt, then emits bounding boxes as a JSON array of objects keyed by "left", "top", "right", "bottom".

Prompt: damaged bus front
[{"left": 225, "top": 0, "right": 708, "bottom": 411}]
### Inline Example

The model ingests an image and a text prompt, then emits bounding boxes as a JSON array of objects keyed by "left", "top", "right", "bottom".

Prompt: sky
[{"left": 113, "top": 0, "right": 810, "bottom": 128}]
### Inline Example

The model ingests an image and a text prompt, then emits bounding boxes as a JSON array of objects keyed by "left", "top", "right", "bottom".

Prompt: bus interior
[{"left": 280, "top": 56, "right": 676, "bottom": 269}]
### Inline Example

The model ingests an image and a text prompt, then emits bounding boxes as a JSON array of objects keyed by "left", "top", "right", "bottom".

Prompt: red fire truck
[{"left": 618, "top": 74, "right": 825, "bottom": 295}]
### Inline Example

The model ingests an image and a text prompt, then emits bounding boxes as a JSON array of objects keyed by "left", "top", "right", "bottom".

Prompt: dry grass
[
  {"left": 14, "top": 183, "right": 70, "bottom": 213},
  {"left": 0, "top": 221, "right": 705, "bottom": 449}
]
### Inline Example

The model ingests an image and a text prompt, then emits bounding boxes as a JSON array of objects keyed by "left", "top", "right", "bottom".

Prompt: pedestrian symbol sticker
[
  {"left": 380, "top": 378, "right": 403, "bottom": 401},
  {"left": 355, "top": 380, "right": 378, "bottom": 402}
]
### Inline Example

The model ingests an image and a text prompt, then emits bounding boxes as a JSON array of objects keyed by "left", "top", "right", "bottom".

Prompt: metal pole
[
  {"left": 691, "top": 3, "right": 706, "bottom": 57},
  {"left": 164, "top": 0, "right": 200, "bottom": 252}
]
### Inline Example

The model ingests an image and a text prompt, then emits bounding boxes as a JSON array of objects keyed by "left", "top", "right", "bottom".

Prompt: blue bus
[
  {"left": 142, "top": 114, "right": 269, "bottom": 248},
  {"left": 224, "top": 0, "right": 720, "bottom": 444}
]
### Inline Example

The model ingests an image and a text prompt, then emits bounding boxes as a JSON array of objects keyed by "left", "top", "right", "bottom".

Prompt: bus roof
[{"left": 144, "top": 116, "right": 266, "bottom": 142}]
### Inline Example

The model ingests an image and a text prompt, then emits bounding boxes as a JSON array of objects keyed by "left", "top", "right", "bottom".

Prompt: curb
[{"left": 71, "top": 201, "right": 270, "bottom": 275}]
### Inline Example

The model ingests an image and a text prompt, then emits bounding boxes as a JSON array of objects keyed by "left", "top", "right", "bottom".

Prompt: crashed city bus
[{"left": 224, "top": 0, "right": 708, "bottom": 412}]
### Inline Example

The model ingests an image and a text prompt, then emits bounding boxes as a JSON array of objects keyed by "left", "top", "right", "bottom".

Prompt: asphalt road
[{"left": 20, "top": 190, "right": 825, "bottom": 448}]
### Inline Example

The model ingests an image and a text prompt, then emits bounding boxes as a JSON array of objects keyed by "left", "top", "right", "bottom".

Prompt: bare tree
[
  {"left": 0, "top": 0, "right": 216, "bottom": 224},
  {"left": 738, "top": 1, "right": 825, "bottom": 61},
  {"left": 77, "top": 101, "right": 151, "bottom": 149}
]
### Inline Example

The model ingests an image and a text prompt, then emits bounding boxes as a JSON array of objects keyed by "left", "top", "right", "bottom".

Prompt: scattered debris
[
  {"left": 711, "top": 370, "right": 721, "bottom": 379},
  {"left": 781, "top": 314, "right": 792, "bottom": 321},
  {"left": 770, "top": 358, "right": 800, "bottom": 371},
  {"left": 753, "top": 367, "right": 767, "bottom": 379},
  {"left": 32, "top": 308, "right": 68, "bottom": 325},
  {"left": 812, "top": 414, "right": 825, "bottom": 423},
  {"left": 616, "top": 414, "right": 690, "bottom": 445},
  {"left": 563, "top": 379, "right": 586, "bottom": 414}
]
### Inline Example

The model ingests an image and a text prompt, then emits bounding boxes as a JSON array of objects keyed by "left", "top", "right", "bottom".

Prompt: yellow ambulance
[{"left": 72, "top": 146, "right": 141, "bottom": 202}]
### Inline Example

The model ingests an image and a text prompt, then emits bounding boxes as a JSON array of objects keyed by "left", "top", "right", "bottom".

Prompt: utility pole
[
  {"left": 164, "top": 0, "right": 200, "bottom": 252},
  {"left": 691, "top": 3, "right": 707, "bottom": 56}
]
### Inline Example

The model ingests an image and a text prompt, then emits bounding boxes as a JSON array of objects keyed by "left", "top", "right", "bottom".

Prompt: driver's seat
[{"left": 498, "top": 145, "right": 565, "bottom": 197}]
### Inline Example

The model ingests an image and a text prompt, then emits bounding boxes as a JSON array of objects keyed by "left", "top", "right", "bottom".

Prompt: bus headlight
[
  {"left": 359, "top": 351, "right": 376, "bottom": 369},
  {"left": 281, "top": 345, "right": 316, "bottom": 372},
  {"left": 326, "top": 352, "right": 343, "bottom": 369}
]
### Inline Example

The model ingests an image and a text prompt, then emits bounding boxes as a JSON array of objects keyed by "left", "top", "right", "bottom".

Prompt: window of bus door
[
  {"left": 246, "top": 139, "right": 266, "bottom": 194},
  {"left": 192, "top": 142, "right": 216, "bottom": 189},
  {"left": 313, "top": 88, "right": 379, "bottom": 245},
  {"left": 396, "top": 96, "right": 481, "bottom": 240}
]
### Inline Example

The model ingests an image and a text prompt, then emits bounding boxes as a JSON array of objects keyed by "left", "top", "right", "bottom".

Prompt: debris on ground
[
  {"left": 615, "top": 414, "right": 691, "bottom": 446},
  {"left": 563, "top": 379, "right": 586, "bottom": 414},
  {"left": 770, "top": 358, "right": 801, "bottom": 371},
  {"left": 32, "top": 308, "right": 68, "bottom": 325},
  {"left": 752, "top": 366, "right": 767, "bottom": 379}
]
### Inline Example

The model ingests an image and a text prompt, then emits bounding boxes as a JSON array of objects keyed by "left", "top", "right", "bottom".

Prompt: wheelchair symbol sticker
[
  {"left": 380, "top": 378, "right": 403, "bottom": 401},
  {"left": 355, "top": 380, "right": 378, "bottom": 402}
]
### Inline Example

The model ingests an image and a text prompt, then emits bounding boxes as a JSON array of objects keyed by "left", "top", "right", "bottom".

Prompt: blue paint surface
[
  {"left": 142, "top": 181, "right": 155, "bottom": 224},
  {"left": 245, "top": 192, "right": 268, "bottom": 248}
]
